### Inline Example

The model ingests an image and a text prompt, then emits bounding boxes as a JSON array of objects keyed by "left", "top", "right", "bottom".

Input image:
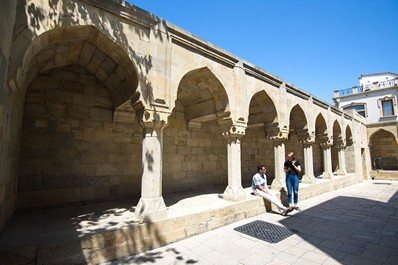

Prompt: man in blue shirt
[{"left": 252, "top": 165, "right": 292, "bottom": 216}]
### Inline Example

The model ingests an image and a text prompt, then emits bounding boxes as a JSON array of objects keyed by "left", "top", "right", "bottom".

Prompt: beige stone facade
[{"left": 0, "top": 0, "right": 370, "bottom": 234}]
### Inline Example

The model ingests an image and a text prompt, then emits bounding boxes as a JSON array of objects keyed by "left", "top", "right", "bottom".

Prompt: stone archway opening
[
  {"left": 286, "top": 104, "right": 308, "bottom": 179},
  {"left": 163, "top": 67, "right": 229, "bottom": 198},
  {"left": 18, "top": 26, "right": 142, "bottom": 209},
  {"left": 243, "top": 90, "right": 277, "bottom": 187},
  {"left": 314, "top": 114, "right": 327, "bottom": 176},
  {"left": 331, "top": 120, "right": 342, "bottom": 173},
  {"left": 345, "top": 125, "right": 355, "bottom": 173},
  {"left": 369, "top": 129, "right": 398, "bottom": 170}
]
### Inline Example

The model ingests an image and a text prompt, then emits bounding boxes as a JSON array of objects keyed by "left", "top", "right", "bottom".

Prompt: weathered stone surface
[{"left": 0, "top": 0, "right": 376, "bottom": 246}]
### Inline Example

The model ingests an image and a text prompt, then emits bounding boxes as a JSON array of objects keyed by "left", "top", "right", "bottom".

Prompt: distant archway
[
  {"left": 369, "top": 129, "right": 398, "bottom": 170},
  {"left": 331, "top": 120, "right": 342, "bottom": 172},
  {"left": 314, "top": 113, "right": 328, "bottom": 176}
]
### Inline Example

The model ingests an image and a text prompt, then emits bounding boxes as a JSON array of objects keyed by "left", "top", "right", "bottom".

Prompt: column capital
[
  {"left": 266, "top": 123, "right": 289, "bottom": 141},
  {"left": 335, "top": 144, "right": 346, "bottom": 151},
  {"left": 140, "top": 109, "right": 171, "bottom": 130},
  {"left": 302, "top": 140, "right": 315, "bottom": 146},
  {"left": 319, "top": 135, "right": 333, "bottom": 149},
  {"left": 300, "top": 134, "right": 316, "bottom": 145},
  {"left": 334, "top": 138, "right": 346, "bottom": 150},
  {"left": 297, "top": 129, "right": 315, "bottom": 144},
  {"left": 320, "top": 143, "right": 333, "bottom": 149},
  {"left": 221, "top": 123, "right": 246, "bottom": 138}
]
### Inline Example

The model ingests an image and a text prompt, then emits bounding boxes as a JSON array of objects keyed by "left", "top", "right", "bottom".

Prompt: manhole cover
[{"left": 234, "top": 220, "right": 296, "bottom": 243}]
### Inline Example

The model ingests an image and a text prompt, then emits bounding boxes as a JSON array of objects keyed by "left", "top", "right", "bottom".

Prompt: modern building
[{"left": 333, "top": 72, "right": 398, "bottom": 171}]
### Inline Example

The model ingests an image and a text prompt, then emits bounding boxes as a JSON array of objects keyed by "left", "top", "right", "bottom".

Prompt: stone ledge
[{"left": 0, "top": 174, "right": 362, "bottom": 264}]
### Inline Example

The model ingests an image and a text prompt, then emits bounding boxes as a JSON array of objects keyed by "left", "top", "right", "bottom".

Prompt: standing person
[
  {"left": 284, "top": 152, "right": 302, "bottom": 211},
  {"left": 252, "top": 165, "right": 292, "bottom": 216}
]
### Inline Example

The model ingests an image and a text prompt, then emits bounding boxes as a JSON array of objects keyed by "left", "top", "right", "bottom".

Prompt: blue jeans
[{"left": 286, "top": 173, "right": 299, "bottom": 204}]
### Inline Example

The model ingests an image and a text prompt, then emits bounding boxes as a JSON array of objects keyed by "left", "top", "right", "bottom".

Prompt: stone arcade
[{"left": 0, "top": 0, "right": 371, "bottom": 263}]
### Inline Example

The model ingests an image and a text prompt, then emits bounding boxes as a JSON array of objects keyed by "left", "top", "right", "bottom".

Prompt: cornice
[
  {"left": 78, "top": 0, "right": 159, "bottom": 28},
  {"left": 167, "top": 26, "right": 239, "bottom": 68},
  {"left": 243, "top": 63, "right": 283, "bottom": 87}
]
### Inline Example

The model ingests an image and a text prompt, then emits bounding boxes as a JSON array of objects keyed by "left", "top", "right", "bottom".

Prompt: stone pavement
[{"left": 101, "top": 180, "right": 398, "bottom": 265}]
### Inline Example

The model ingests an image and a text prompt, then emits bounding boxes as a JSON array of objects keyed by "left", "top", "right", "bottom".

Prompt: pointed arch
[
  {"left": 247, "top": 90, "right": 278, "bottom": 127},
  {"left": 288, "top": 104, "right": 309, "bottom": 138},
  {"left": 175, "top": 67, "right": 230, "bottom": 123},
  {"left": 369, "top": 129, "right": 398, "bottom": 170},
  {"left": 315, "top": 113, "right": 328, "bottom": 137},
  {"left": 163, "top": 66, "right": 229, "bottom": 194},
  {"left": 332, "top": 120, "right": 342, "bottom": 139},
  {"left": 369, "top": 128, "right": 398, "bottom": 143},
  {"left": 18, "top": 26, "right": 139, "bottom": 108},
  {"left": 17, "top": 26, "right": 143, "bottom": 208},
  {"left": 345, "top": 125, "right": 353, "bottom": 145},
  {"left": 242, "top": 89, "right": 278, "bottom": 186}
]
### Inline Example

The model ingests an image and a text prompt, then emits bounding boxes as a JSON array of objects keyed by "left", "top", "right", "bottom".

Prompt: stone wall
[
  {"left": 241, "top": 128, "right": 274, "bottom": 187},
  {"left": 370, "top": 170, "right": 398, "bottom": 180},
  {"left": 0, "top": 0, "right": 19, "bottom": 234},
  {"left": 163, "top": 117, "right": 227, "bottom": 193},
  {"left": 331, "top": 147, "right": 339, "bottom": 172},
  {"left": 18, "top": 66, "right": 142, "bottom": 208},
  {"left": 345, "top": 144, "right": 355, "bottom": 173},
  {"left": 313, "top": 142, "right": 323, "bottom": 176}
]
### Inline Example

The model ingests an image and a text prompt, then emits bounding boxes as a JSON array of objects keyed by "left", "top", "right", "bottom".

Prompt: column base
[
  {"left": 135, "top": 197, "right": 168, "bottom": 222},
  {"left": 223, "top": 186, "right": 247, "bottom": 201},
  {"left": 301, "top": 175, "right": 316, "bottom": 184},
  {"left": 322, "top": 171, "right": 334, "bottom": 179},
  {"left": 271, "top": 178, "right": 285, "bottom": 190},
  {"left": 336, "top": 169, "right": 347, "bottom": 176}
]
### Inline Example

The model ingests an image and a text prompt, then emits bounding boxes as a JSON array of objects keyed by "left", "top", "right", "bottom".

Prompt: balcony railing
[{"left": 334, "top": 78, "right": 397, "bottom": 97}]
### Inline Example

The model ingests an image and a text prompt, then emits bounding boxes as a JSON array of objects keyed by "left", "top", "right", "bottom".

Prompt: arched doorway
[
  {"left": 286, "top": 104, "right": 308, "bottom": 179},
  {"left": 331, "top": 120, "right": 342, "bottom": 173},
  {"left": 369, "top": 129, "right": 398, "bottom": 170},
  {"left": 314, "top": 114, "right": 327, "bottom": 176},
  {"left": 163, "top": 67, "right": 229, "bottom": 196},
  {"left": 18, "top": 26, "right": 142, "bottom": 208}
]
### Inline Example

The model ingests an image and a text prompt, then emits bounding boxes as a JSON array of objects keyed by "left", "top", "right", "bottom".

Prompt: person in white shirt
[{"left": 252, "top": 165, "right": 292, "bottom": 216}]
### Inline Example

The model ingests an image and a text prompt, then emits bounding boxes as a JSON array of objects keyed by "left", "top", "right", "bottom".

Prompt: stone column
[
  {"left": 223, "top": 133, "right": 246, "bottom": 201},
  {"left": 302, "top": 142, "right": 316, "bottom": 183},
  {"left": 321, "top": 143, "right": 334, "bottom": 179},
  {"left": 271, "top": 138, "right": 286, "bottom": 189},
  {"left": 135, "top": 110, "right": 168, "bottom": 222},
  {"left": 336, "top": 145, "right": 347, "bottom": 176},
  {"left": 297, "top": 130, "right": 316, "bottom": 183}
]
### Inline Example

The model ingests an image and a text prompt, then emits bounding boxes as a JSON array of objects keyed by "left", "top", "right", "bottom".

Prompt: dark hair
[{"left": 257, "top": 165, "right": 266, "bottom": 172}]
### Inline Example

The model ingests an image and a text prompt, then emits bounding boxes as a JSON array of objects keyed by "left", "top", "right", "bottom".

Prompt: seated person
[{"left": 252, "top": 165, "right": 292, "bottom": 216}]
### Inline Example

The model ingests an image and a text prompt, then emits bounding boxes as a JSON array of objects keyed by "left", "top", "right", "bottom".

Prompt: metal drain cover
[{"left": 234, "top": 220, "right": 296, "bottom": 243}]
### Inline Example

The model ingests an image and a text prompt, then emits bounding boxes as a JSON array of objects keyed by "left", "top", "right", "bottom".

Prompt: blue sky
[{"left": 128, "top": 0, "right": 398, "bottom": 104}]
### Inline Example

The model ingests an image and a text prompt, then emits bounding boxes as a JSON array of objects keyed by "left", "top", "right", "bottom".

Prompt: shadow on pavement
[{"left": 279, "top": 186, "right": 398, "bottom": 264}]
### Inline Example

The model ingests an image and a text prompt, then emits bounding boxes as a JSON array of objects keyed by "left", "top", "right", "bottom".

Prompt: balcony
[{"left": 334, "top": 78, "right": 398, "bottom": 97}]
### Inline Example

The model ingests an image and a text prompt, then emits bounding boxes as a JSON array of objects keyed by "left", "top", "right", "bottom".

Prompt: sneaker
[
  {"left": 293, "top": 206, "right": 301, "bottom": 211},
  {"left": 282, "top": 207, "right": 293, "bottom": 216},
  {"left": 281, "top": 209, "right": 288, "bottom": 216}
]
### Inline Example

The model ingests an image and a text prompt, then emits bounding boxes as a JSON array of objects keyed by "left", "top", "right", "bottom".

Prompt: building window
[
  {"left": 343, "top": 103, "right": 366, "bottom": 117},
  {"left": 381, "top": 99, "right": 394, "bottom": 116}
]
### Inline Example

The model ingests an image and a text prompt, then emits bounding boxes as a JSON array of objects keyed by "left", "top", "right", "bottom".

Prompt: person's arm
[
  {"left": 292, "top": 160, "right": 301, "bottom": 173},
  {"left": 256, "top": 183, "right": 270, "bottom": 194}
]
